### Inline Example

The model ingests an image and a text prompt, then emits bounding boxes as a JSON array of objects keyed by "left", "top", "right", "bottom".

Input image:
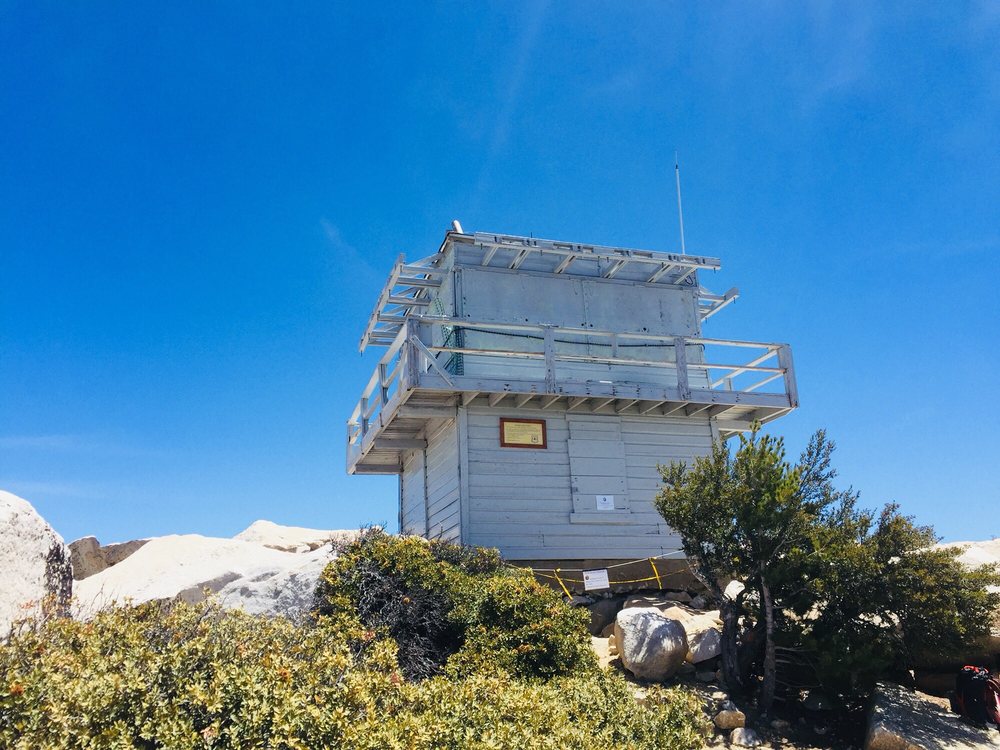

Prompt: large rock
[
  {"left": 233, "top": 520, "right": 357, "bottom": 553},
  {"left": 68, "top": 536, "right": 149, "bottom": 580},
  {"left": 614, "top": 607, "right": 688, "bottom": 681},
  {"left": 68, "top": 536, "right": 106, "bottom": 579},
  {"left": 587, "top": 597, "right": 623, "bottom": 636},
  {"left": 865, "top": 681, "right": 1000, "bottom": 750},
  {"left": 633, "top": 600, "right": 723, "bottom": 664},
  {"left": 0, "top": 491, "right": 73, "bottom": 633},
  {"left": 73, "top": 534, "right": 311, "bottom": 617},
  {"left": 217, "top": 545, "right": 333, "bottom": 620}
]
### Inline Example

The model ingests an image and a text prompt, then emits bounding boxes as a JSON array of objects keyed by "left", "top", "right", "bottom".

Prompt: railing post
[
  {"left": 543, "top": 326, "right": 557, "bottom": 393},
  {"left": 378, "top": 363, "right": 388, "bottom": 407},
  {"left": 405, "top": 318, "right": 421, "bottom": 387},
  {"left": 777, "top": 345, "right": 799, "bottom": 407},
  {"left": 673, "top": 337, "right": 691, "bottom": 401},
  {"left": 360, "top": 398, "right": 369, "bottom": 436}
]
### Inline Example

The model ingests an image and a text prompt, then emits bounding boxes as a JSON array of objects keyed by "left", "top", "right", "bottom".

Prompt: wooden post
[
  {"left": 778, "top": 345, "right": 798, "bottom": 407},
  {"left": 378, "top": 363, "right": 388, "bottom": 407},
  {"left": 405, "top": 318, "right": 421, "bottom": 388},
  {"left": 543, "top": 326, "right": 557, "bottom": 393},
  {"left": 674, "top": 336, "right": 691, "bottom": 401}
]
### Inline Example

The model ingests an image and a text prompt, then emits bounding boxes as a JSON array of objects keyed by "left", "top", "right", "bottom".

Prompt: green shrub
[
  {"left": 315, "top": 528, "right": 471, "bottom": 678},
  {"left": 448, "top": 574, "right": 594, "bottom": 679},
  {"left": 0, "top": 601, "right": 708, "bottom": 750},
  {"left": 315, "top": 528, "right": 595, "bottom": 681}
]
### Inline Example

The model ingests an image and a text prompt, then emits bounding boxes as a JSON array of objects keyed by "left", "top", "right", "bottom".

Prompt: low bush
[
  {"left": 0, "top": 601, "right": 709, "bottom": 749},
  {"left": 315, "top": 528, "right": 594, "bottom": 681},
  {"left": 315, "top": 529, "right": 467, "bottom": 679},
  {"left": 448, "top": 574, "right": 594, "bottom": 679}
]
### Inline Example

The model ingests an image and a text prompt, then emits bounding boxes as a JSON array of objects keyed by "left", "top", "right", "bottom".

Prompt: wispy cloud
[
  {"left": 0, "top": 434, "right": 81, "bottom": 450},
  {"left": 793, "top": 3, "right": 876, "bottom": 111},
  {"left": 881, "top": 236, "right": 1000, "bottom": 259},
  {"left": 0, "top": 434, "right": 165, "bottom": 458},
  {"left": 0, "top": 479, "right": 114, "bottom": 501},
  {"left": 584, "top": 68, "right": 642, "bottom": 101},
  {"left": 470, "top": 0, "right": 551, "bottom": 213},
  {"left": 320, "top": 219, "right": 381, "bottom": 284}
]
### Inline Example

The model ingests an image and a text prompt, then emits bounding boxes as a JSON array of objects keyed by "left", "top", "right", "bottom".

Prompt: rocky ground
[
  {"left": 2, "top": 489, "right": 999, "bottom": 749},
  {"left": 1, "top": 489, "right": 354, "bottom": 633}
]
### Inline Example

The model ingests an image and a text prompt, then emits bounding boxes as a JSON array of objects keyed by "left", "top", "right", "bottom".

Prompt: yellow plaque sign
[{"left": 499, "top": 418, "right": 547, "bottom": 449}]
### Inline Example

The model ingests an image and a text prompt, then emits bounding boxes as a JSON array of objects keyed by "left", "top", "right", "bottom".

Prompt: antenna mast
[{"left": 674, "top": 153, "right": 686, "bottom": 253}]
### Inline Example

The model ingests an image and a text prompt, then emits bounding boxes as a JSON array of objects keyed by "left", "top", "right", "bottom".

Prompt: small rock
[
  {"left": 690, "top": 594, "right": 709, "bottom": 609},
  {"left": 687, "top": 626, "right": 722, "bottom": 663},
  {"left": 723, "top": 579, "right": 745, "bottom": 601},
  {"left": 711, "top": 690, "right": 729, "bottom": 701},
  {"left": 730, "top": 727, "right": 762, "bottom": 747},
  {"left": 608, "top": 633, "right": 618, "bottom": 655},
  {"left": 714, "top": 709, "right": 746, "bottom": 730},
  {"left": 770, "top": 718, "right": 791, "bottom": 732},
  {"left": 719, "top": 699, "right": 737, "bottom": 711},
  {"left": 587, "top": 597, "right": 622, "bottom": 636}
]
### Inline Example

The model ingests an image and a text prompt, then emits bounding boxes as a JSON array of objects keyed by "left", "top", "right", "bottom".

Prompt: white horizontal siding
[
  {"left": 462, "top": 406, "right": 709, "bottom": 560},
  {"left": 425, "top": 420, "right": 461, "bottom": 542},
  {"left": 619, "top": 415, "right": 714, "bottom": 526},
  {"left": 400, "top": 449, "right": 426, "bottom": 536}
]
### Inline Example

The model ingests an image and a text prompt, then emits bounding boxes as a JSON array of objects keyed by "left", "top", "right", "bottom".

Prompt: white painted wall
[
  {"left": 424, "top": 419, "right": 461, "bottom": 542},
  {"left": 400, "top": 449, "right": 426, "bottom": 536},
  {"left": 460, "top": 405, "right": 713, "bottom": 560}
]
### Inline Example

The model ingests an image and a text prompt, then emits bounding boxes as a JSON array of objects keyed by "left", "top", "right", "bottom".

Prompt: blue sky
[{"left": 1, "top": 2, "right": 998, "bottom": 544}]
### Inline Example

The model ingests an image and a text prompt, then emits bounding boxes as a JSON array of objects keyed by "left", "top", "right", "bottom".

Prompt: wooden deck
[{"left": 347, "top": 317, "right": 797, "bottom": 475}]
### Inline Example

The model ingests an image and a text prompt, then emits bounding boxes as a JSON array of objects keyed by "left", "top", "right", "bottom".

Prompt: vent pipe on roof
[{"left": 451, "top": 219, "right": 464, "bottom": 234}]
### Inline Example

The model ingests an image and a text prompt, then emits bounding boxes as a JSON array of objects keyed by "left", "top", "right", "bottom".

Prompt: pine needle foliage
[{"left": 656, "top": 426, "right": 1000, "bottom": 712}]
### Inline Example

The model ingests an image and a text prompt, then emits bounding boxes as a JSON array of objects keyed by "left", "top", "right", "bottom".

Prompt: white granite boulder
[
  {"left": 626, "top": 597, "right": 723, "bottom": 664},
  {"left": 614, "top": 607, "right": 688, "bottom": 681},
  {"left": 234, "top": 520, "right": 357, "bottom": 553},
  {"left": 73, "top": 534, "right": 302, "bottom": 617},
  {"left": 0, "top": 490, "right": 73, "bottom": 633},
  {"left": 217, "top": 545, "right": 333, "bottom": 620},
  {"left": 731, "top": 727, "right": 763, "bottom": 747}
]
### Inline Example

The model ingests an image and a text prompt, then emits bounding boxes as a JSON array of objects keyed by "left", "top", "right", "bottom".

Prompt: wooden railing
[{"left": 347, "top": 318, "right": 796, "bottom": 461}]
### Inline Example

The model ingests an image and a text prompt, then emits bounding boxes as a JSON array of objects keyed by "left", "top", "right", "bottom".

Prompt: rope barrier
[
  {"left": 506, "top": 550, "right": 688, "bottom": 576},
  {"left": 518, "top": 551, "right": 695, "bottom": 592},
  {"left": 551, "top": 568, "right": 572, "bottom": 598},
  {"left": 648, "top": 557, "right": 662, "bottom": 588}
]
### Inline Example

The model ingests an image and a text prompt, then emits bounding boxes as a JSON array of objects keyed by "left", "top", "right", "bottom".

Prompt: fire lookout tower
[{"left": 347, "top": 227, "right": 797, "bottom": 563}]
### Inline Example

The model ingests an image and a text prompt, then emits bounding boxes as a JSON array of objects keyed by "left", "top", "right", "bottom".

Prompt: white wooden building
[{"left": 347, "top": 228, "right": 797, "bottom": 563}]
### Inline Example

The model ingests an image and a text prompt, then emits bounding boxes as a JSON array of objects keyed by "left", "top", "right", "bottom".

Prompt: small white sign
[
  {"left": 596, "top": 494, "right": 615, "bottom": 511},
  {"left": 583, "top": 568, "right": 611, "bottom": 591}
]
